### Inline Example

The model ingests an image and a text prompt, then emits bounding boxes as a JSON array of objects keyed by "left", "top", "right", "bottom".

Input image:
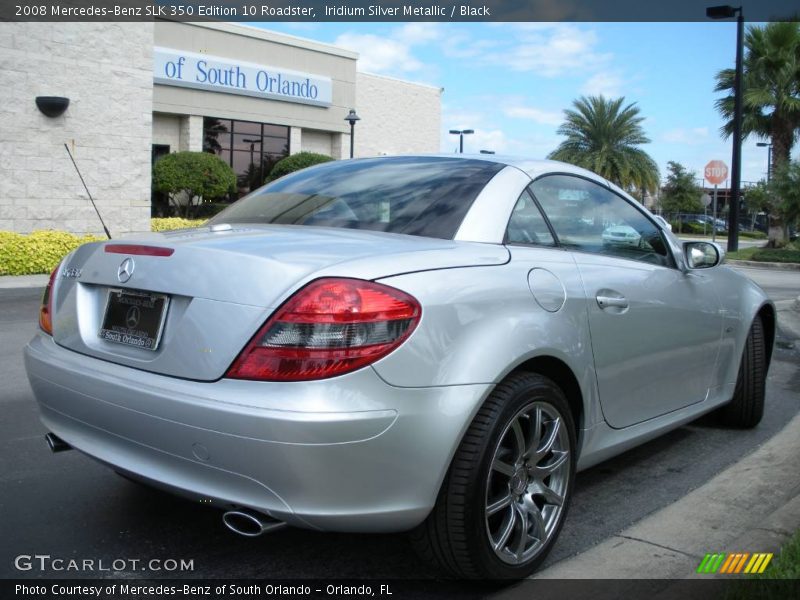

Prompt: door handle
[{"left": 596, "top": 295, "right": 629, "bottom": 310}]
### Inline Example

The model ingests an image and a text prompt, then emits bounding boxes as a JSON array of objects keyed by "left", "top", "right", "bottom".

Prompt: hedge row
[
  {"left": 0, "top": 231, "right": 104, "bottom": 276},
  {"left": 151, "top": 218, "right": 207, "bottom": 232},
  {"left": 749, "top": 243, "right": 800, "bottom": 264},
  {"left": 0, "top": 219, "right": 208, "bottom": 276}
]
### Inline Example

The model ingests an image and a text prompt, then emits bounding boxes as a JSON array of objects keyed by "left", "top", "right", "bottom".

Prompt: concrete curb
[
  {"left": 775, "top": 297, "right": 800, "bottom": 342},
  {"left": 528, "top": 413, "right": 800, "bottom": 581},
  {"left": 726, "top": 259, "right": 800, "bottom": 271},
  {"left": 0, "top": 274, "right": 49, "bottom": 289}
]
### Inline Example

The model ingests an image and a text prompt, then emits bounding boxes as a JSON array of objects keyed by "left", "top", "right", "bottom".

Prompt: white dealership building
[{"left": 0, "top": 21, "right": 442, "bottom": 235}]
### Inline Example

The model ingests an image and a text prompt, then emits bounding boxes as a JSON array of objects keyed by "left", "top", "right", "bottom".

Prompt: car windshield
[{"left": 208, "top": 156, "right": 505, "bottom": 240}]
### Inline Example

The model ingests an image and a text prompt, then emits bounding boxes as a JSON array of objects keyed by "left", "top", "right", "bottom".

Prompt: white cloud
[
  {"left": 441, "top": 106, "right": 484, "bottom": 131},
  {"left": 441, "top": 32, "right": 499, "bottom": 59},
  {"left": 662, "top": 127, "right": 710, "bottom": 145},
  {"left": 581, "top": 71, "right": 625, "bottom": 97},
  {"left": 504, "top": 105, "right": 563, "bottom": 126},
  {"left": 481, "top": 24, "right": 612, "bottom": 77},
  {"left": 395, "top": 23, "right": 442, "bottom": 45},
  {"left": 280, "top": 23, "right": 319, "bottom": 33},
  {"left": 334, "top": 33, "right": 424, "bottom": 74},
  {"left": 334, "top": 24, "right": 443, "bottom": 78},
  {"left": 470, "top": 129, "right": 511, "bottom": 154}
]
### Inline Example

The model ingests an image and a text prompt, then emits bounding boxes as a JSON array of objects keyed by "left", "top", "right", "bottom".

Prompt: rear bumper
[{"left": 24, "top": 333, "right": 491, "bottom": 532}]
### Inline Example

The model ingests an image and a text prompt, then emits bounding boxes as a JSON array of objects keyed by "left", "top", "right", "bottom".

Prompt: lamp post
[
  {"left": 242, "top": 138, "right": 260, "bottom": 167},
  {"left": 243, "top": 137, "right": 261, "bottom": 187},
  {"left": 344, "top": 109, "right": 360, "bottom": 158},
  {"left": 449, "top": 129, "right": 474, "bottom": 153},
  {"left": 707, "top": 4, "right": 744, "bottom": 251},
  {"left": 756, "top": 142, "right": 773, "bottom": 182}
]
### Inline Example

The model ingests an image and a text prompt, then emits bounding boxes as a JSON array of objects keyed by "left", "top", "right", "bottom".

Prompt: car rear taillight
[
  {"left": 226, "top": 278, "right": 421, "bottom": 381},
  {"left": 39, "top": 260, "right": 63, "bottom": 335}
]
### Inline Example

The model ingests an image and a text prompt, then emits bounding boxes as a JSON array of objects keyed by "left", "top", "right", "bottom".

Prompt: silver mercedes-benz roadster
[{"left": 25, "top": 155, "right": 774, "bottom": 579}]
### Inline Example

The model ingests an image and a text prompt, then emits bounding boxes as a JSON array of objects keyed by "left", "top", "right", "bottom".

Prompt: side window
[
  {"left": 530, "top": 175, "right": 671, "bottom": 266},
  {"left": 505, "top": 190, "right": 556, "bottom": 246}
]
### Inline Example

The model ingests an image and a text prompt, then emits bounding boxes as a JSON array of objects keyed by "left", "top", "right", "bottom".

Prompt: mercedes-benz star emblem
[
  {"left": 125, "top": 306, "right": 140, "bottom": 329},
  {"left": 117, "top": 258, "right": 135, "bottom": 283}
]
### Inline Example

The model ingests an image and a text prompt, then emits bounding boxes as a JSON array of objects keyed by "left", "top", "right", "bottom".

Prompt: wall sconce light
[{"left": 35, "top": 96, "right": 70, "bottom": 118}]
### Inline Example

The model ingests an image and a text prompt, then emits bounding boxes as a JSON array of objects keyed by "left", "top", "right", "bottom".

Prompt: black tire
[
  {"left": 719, "top": 315, "right": 766, "bottom": 428},
  {"left": 411, "top": 372, "right": 576, "bottom": 579}
]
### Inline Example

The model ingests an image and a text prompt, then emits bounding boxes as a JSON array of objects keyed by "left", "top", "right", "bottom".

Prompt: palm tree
[
  {"left": 548, "top": 95, "right": 660, "bottom": 197},
  {"left": 714, "top": 22, "right": 800, "bottom": 173},
  {"left": 715, "top": 22, "right": 800, "bottom": 244}
]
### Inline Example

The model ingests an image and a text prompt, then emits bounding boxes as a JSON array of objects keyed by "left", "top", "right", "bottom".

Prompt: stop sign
[{"left": 704, "top": 160, "right": 728, "bottom": 185}]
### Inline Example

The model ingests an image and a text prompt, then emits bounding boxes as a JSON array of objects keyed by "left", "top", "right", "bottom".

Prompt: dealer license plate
[{"left": 99, "top": 289, "right": 169, "bottom": 351}]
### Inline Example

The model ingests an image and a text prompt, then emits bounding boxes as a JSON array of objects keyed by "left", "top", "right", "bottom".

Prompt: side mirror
[{"left": 684, "top": 241, "right": 723, "bottom": 270}]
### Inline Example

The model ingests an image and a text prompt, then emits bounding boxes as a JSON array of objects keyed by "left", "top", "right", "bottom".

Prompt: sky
[{"left": 254, "top": 21, "right": 777, "bottom": 186}]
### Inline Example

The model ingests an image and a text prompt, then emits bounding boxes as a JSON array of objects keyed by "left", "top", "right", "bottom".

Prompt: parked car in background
[
  {"left": 602, "top": 224, "right": 642, "bottom": 247},
  {"left": 653, "top": 215, "right": 672, "bottom": 232},
  {"left": 25, "top": 155, "right": 774, "bottom": 579}
]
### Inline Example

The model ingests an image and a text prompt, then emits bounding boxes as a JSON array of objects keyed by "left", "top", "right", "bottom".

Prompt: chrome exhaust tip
[
  {"left": 45, "top": 432, "right": 72, "bottom": 453},
  {"left": 222, "top": 509, "right": 287, "bottom": 537}
]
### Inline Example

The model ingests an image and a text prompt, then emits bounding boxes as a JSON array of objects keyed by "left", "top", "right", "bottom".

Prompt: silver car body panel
[
  {"left": 24, "top": 155, "right": 774, "bottom": 532},
  {"left": 54, "top": 227, "right": 509, "bottom": 381},
  {"left": 25, "top": 332, "right": 492, "bottom": 532}
]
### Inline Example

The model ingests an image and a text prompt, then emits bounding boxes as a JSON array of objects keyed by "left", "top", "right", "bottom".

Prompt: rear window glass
[{"left": 208, "top": 156, "right": 504, "bottom": 240}]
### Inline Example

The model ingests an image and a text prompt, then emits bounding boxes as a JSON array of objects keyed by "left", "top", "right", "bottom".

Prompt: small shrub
[
  {"left": 0, "top": 231, "right": 104, "bottom": 276},
  {"left": 751, "top": 249, "right": 800, "bottom": 263},
  {"left": 151, "top": 218, "right": 206, "bottom": 232},
  {"left": 740, "top": 230, "right": 767, "bottom": 239},
  {"left": 267, "top": 152, "right": 334, "bottom": 182},
  {"left": 682, "top": 222, "right": 706, "bottom": 234},
  {"left": 194, "top": 202, "right": 230, "bottom": 219},
  {"left": 153, "top": 151, "right": 236, "bottom": 218}
]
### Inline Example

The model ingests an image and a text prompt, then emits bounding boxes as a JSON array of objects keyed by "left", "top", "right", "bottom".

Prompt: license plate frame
[{"left": 99, "top": 288, "right": 170, "bottom": 351}]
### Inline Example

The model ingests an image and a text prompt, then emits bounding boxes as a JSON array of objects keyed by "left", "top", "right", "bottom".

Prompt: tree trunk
[
  {"left": 767, "top": 224, "right": 785, "bottom": 247},
  {"left": 183, "top": 194, "right": 194, "bottom": 219},
  {"left": 767, "top": 117, "right": 793, "bottom": 246}
]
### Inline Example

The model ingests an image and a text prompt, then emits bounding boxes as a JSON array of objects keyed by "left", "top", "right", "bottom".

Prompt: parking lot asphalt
[{"left": 1, "top": 271, "right": 798, "bottom": 580}]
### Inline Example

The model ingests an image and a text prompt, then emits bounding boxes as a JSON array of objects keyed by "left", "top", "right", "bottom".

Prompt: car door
[{"left": 529, "top": 174, "right": 723, "bottom": 428}]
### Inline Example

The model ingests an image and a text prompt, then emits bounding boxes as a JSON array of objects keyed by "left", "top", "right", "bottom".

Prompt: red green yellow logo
[{"left": 697, "top": 552, "right": 773, "bottom": 574}]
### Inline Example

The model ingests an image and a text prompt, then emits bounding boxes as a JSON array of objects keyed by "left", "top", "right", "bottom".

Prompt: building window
[{"left": 202, "top": 117, "right": 289, "bottom": 198}]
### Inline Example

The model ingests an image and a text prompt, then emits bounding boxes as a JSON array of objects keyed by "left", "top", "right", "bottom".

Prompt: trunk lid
[{"left": 51, "top": 225, "right": 508, "bottom": 381}]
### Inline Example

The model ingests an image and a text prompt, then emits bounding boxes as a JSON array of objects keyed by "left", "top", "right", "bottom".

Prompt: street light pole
[
  {"left": 344, "top": 109, "right": 360, "bottom": 159},
  {"left": 757, "top": 142, "right": 773, "bottom": 181},
  {"left": 242, "top": 137, "right": 261, "bottom": 185},
  {"left": 448, "top": 129, "right": 474, "bottom": 153},
  {"left": 707, "top": 4, "right": 744, "bottom": 252}
]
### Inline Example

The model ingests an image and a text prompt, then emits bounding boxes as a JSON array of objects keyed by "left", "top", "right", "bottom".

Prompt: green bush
[
  {"left": 153, "top": 151, "right": 236, "bottom": 218},
  {"left": 682, "top": 222, "right": 706, "bottom": 234},
  {"left": 0, "top": 231, "right": 104, "bottom": 276},
  {"left": 151, "top": 218, "right": 207, "bottom": 232},
  {"left": 267, "top": 152, "right": 334, "bottom": 182},
  {"left": 740, "top": 230, "right": 767, "bottom": 239},
  {"left": 194, "top": 202, "right": 230, "bottom": 219},
  {"left": 751, "top": 249, "right": 800, "bottom": 263}
]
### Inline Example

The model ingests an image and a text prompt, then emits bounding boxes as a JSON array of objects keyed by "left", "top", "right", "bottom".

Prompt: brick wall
[
  {"left": 355, "top": 73, "right": 442, "bottom": 158},
  {"left": 300, "top": 129, "right": 334, "bottom": 156},
  {"left": 152, "top": 113, "right": 180, "bottom": 151},
  {"left": 0, "top": 23, "right": 154, "bottom": 236}
]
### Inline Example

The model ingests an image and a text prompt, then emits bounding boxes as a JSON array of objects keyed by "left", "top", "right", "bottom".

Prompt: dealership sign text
[{"left": 153, "top": 47, "right": 332, "bottom": 107}]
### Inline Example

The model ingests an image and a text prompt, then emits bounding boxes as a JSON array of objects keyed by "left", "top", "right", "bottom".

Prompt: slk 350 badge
[{"left": 61, "top": 267, "right": 82, "bottom": 279}]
